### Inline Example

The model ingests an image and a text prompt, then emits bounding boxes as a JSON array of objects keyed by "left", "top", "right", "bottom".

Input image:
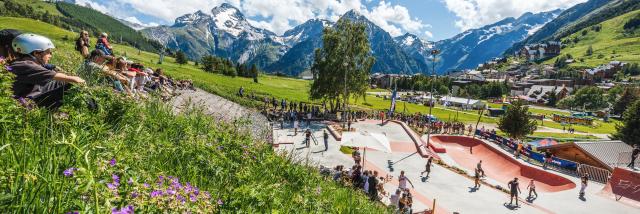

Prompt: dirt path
[{"left": 170, "top": 88, "right": 271, "bottom": 141}]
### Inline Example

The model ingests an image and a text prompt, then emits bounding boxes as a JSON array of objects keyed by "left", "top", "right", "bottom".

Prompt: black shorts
[{"left": 510, "top": 192, "right": 518, "bottom": 197}]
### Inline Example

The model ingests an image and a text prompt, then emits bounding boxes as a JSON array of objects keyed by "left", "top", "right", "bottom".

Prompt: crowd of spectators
[{"left": 0, "top": 29, "right": 195, "bottom": 109}]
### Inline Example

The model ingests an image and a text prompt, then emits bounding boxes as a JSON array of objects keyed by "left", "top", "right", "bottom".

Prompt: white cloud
[
  {"left": 443, "top": 0, "right": 587, "bottom": 30},
  {"left": 76, "top": 0, "right": 431, "bottom": 38},
  {"left": 424, "top": 31, "right": 434, "bottom": 38},
  {"left": 124, "top": 16, "right": 159, "bottom": 27}
]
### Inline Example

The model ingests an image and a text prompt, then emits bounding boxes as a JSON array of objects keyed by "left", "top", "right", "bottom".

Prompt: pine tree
[
  {"left": 585, "top": 45, "right": 593, "bottom": 56},
  {"left": 250, "top": 64, "right": 259, "bottom": 83},
  {"left": 498, "top": 100, "right": 537, "bottom": 140},
  {"left": 200, "top": 55, "right": 216, "bottom": 72},
  {"left": 613, "top": 99, "right": 640, "bottom": 147},
  {"left": 175, "top": 50, "right": 188, "bottom": 65},
  {"left": 613, "top": 87, "right": 639, "bottom": 115}
]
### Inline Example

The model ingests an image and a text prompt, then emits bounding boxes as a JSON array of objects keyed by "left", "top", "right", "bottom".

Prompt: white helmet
[
  {"left": 12, "top": 34, "right": 55, "bottom": 54},
  {"left": 101, "top": 32, "right": 108, "bottom": 37}
]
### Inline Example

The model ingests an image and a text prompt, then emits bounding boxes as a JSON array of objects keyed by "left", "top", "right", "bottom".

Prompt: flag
[{"left": 389, "top": 89, "right": 397, "bottom": 116}]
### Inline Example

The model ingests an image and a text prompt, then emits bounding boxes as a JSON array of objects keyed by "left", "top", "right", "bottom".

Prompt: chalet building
[
  {"left": 518, "top": 41, "right": 561, "bottom": 61},
  {"left": 581, "top": 61, "right": 627, "bottom": 80},
  {"left": 523, "top": 85, "right": 572, "bottom": 104},
  {"left": 538, "top": 141, "right": 634, "bottom": 171}
]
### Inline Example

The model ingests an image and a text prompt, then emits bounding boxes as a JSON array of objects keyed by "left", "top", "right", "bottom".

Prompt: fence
[
  {"left": 577, "top": 164, "right": 612, "bottom": 184},
  {"left": 615, "top": 152, "right": 640, "bottom": 168}
]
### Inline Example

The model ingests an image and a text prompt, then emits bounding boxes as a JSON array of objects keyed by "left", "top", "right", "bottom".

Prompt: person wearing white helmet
[
  {"left": 9, "top": 33, "right": 85, "bottom": 109},
  {"left": 96, "top": 32, "right": 113, "bottom": 56}
]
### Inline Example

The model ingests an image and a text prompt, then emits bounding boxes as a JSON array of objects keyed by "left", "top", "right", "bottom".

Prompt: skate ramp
[
  {"left": 433, "top": 136, "right": 576, "bottom": 192},
  {"left": 600, "top": 167, "right": 640, "bottom": 206}
]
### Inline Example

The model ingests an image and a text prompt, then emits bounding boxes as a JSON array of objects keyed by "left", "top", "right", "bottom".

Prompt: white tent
[{"left": 341, "top": 131, "right": 392, "bottom": 168}]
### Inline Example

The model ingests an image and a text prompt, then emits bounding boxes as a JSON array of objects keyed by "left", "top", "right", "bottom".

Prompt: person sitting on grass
[
  {"left": 9, "top": 34, "right": 85, "bottom": 109},
  {"left": 78, "top": 49, "right": 129, "bottom": 93},
  {"left": 95, "top": 33, "right": 113, "bottom": 56},
  {"left": 0, "top": 29, "right": 22, "bottom": 62}
]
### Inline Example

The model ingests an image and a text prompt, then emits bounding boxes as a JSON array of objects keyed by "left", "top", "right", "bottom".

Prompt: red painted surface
[
  {"left": 433, "top": 135, "right": 576, "bottom": 192},
  {"left": 603, "top": 167, "right": 640, "bottom": 203},
  {"left": 391, "top": 120, "right": 441, "bottom": 160}
]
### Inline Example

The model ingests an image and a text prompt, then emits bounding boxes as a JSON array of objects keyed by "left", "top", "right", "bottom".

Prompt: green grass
[
  {"left": 15, "top": 0, "right": 64, "bottom": 16},
  {"left": 0, "top": 17, "right": 388, "bottom": 213},
  {"left": 544, "top": 10, "right": 640, "bottom": 68},
  {"left": 528, "top": 132, "right": 601, "bottom": 140}
]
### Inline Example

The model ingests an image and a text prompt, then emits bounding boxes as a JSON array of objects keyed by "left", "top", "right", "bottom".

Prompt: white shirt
[{"left": 399, "top": 175, "right": 408, "bottom": 189}]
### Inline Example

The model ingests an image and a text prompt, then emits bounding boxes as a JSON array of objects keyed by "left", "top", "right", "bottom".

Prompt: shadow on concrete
[
  {"left": 468, "top": 187, "right": 479, "bottom": 193},
  {"left": 503, "top": 203, "right": 520, "bottom": 210}
]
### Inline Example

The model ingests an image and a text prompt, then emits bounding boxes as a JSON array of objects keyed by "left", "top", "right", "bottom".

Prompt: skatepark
[{"left": 273, "top": 119, "right": 640, "bottom": 213}]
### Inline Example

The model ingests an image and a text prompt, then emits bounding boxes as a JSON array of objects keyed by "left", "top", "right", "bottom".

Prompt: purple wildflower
[
  {"left": 189, "top": 194, "right": 197, "bottom": 202},
  {"left": 63, "top": 168, "right": 77, "bottom": 177},
  {"left": 177, "top": 195, "right": 186, "bottom": 203},
  {"left": 193, "top": 188, "right": 200, "bottom": 196},
  {"left": 66, "top": 212, "right": 79, "bottom": 214},
  {"left": 150, "top": 190, "right": 163, "bottom": 198},
  {"left": 112, "top": 174, "right": 120, "bottom": 185},
  {"left": 166, "top": 188, "right": 176, "bottom": 195},
  {"left": 217, "top": 199, "right": 224, "bottom": 205},
  {"left": 106, "top": 183, "right": 117, "bottom": 190},
  {"left": 109, "top": 158, "right": 116, "bottom": 167},
  {"left": 131, "top": 192, "right": 139, "bottom": 198},
  {"left": 143, "top": 183, "right": 150, "bottom": 188},
  {"left": 204, "top": 191, "right": 211, "bottom": 199},
  {"left": 3, "top": 65, "right": 12, "bottom": 71},
  {"left": 127, "top": 178, "right": 134, "bottom": 185},
  {"left": 111, "top": 205, "right": 134, "bottom": 214}
]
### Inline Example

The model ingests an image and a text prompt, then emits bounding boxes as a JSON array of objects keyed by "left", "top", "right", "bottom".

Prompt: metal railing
[{"left": 577, "top": 164, "right": 612, "bottom": 184}]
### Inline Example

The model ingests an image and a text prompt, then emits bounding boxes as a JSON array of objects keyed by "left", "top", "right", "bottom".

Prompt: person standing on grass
[
  {"left": 477, "top": 160, "right": 485, "bottom": 177},
  {"left": 398, "top": 171, "right": 414, "bottom": 190},
  {"left": 389, "top": 189, "right": 401, "bottom": 211},
  {"left": 421, "top": 157, "right": 433, "bottom": 178},
  {"left": 579, "top": 173, "right": 588, "bottom": 198},
  {"left": 628, "top": 144, "right": 639, "bottom": 169},
  {"left": 508, "top": 177, "right": 521, "bottom": 207},
  {"left": 368, "top": 171, "right": 379, "bottom": 201},
  {"left": 323, "top": 130, "right": 329, "bottom": 151},
  {"left": 527, "top": 179, "right": 538, "bottom": 199}
]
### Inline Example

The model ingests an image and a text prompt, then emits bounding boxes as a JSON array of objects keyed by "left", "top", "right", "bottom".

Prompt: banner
[
  {"left": 608, "top": 167, "right": 640, "bottom": 202},
  {"left": 389, "top": 89, "right": 397, "bottom": 116},
  {"left": 475, "top": 130, "right": 578, "bottom": 171}
]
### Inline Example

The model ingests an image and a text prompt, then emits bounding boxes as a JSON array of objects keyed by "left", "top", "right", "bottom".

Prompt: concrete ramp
[
  {"left": 433, "top": 135, "right": 576, "bottom": 192},
  {"left": 600, "top": 167, "right": 640, "bottom": 206}
]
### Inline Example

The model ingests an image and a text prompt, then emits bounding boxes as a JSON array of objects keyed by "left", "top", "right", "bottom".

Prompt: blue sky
[{"left": 74, "top": 0, "right": 587, "bottom": 41}]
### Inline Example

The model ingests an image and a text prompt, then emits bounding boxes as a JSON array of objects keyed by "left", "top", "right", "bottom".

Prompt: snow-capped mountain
[
  {"left": 395, "top": 33, "right": 434, "bottom": 68},
  {"left": 281, "top": 18, "right": 333, "bottom": 46},
  {"left": 142, "top": 3, "right": 287, "bottom": 68},
  {"left": 432, "top": 9, "right": 563, "bottom": 73}
]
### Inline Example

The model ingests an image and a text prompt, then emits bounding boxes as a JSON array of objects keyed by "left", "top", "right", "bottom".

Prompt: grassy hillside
[
  {"left": 0, "top": 17, "right": 388, "bottom": 213},
  {"left": 0, "top": 0, "right": 162, "bottom": 53},
  {"left": 545, "top": 10, "right": 640, "bottom": 68}
]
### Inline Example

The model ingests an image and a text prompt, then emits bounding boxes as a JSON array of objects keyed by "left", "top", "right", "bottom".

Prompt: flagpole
[{"left": 425, "top": 49, "right": 440, "bottom": 148}]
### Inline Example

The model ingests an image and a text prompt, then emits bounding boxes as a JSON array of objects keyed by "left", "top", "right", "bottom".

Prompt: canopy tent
[
  {"left": 341, "top": 131, "right": 392, "bottom": 169},
  {"left": 528, "top": 138, "right": 559, "bottom": 148}
]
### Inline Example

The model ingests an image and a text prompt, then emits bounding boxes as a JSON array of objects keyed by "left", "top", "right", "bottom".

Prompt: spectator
[
  {"left": 95, "top": 33, "right": 113, "bottom": 56},
  {"left": 389, "top": 189, "right": 401, "bottom": 211},
  {"left": 75, "top": 31, "right": 90, "bottom": 58},
  {"left": 323, "top": 130, "right": 329, "bottom": 151},
  {"left": 9, "top": 34, "right": 85, "bottom": 109},
  {"left": 77, "top": 49, "right": 128, "bottom": 92},
  {"left": 0, "top": 29, "right": 22, "bottom": 62},
  {"left": 368, "top": 171, "right": 379, "bottom": 201},
  {"left": 543, "top": 149, "right": 553, "bottom": 168}
]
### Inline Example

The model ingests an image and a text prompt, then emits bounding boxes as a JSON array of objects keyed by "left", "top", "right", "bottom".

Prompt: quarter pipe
[{"left": 432, "top": 135, "right": 576, "bottom": 192}]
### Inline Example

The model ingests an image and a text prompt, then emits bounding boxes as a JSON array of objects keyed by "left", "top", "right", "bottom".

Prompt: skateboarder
[
  {"left": 477, "top": 160, "right": 485, "bottom": 177},
  {"left": 628, "top": 144, "right": 639, "bottom": 169},
  {"left": 421, "top": 157, "right": 433, "bottom": 178},
  {"left": 579, "top": 173, "right": 588, "bottom": 199},
  {"left": 508, "top": 177, "right": 521, "bottom": 207},
  {"left": 527, "top": 179, "right": 538, "bottom": 198},
  {"left": 323, "top": 130, "right": 329, "bottom": 151},
  {"left": 474, "top": 168, "right": 481, "bottom": 189},
  {"left": 398, "top": 171, "right": 414, "bottom": 190}
]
